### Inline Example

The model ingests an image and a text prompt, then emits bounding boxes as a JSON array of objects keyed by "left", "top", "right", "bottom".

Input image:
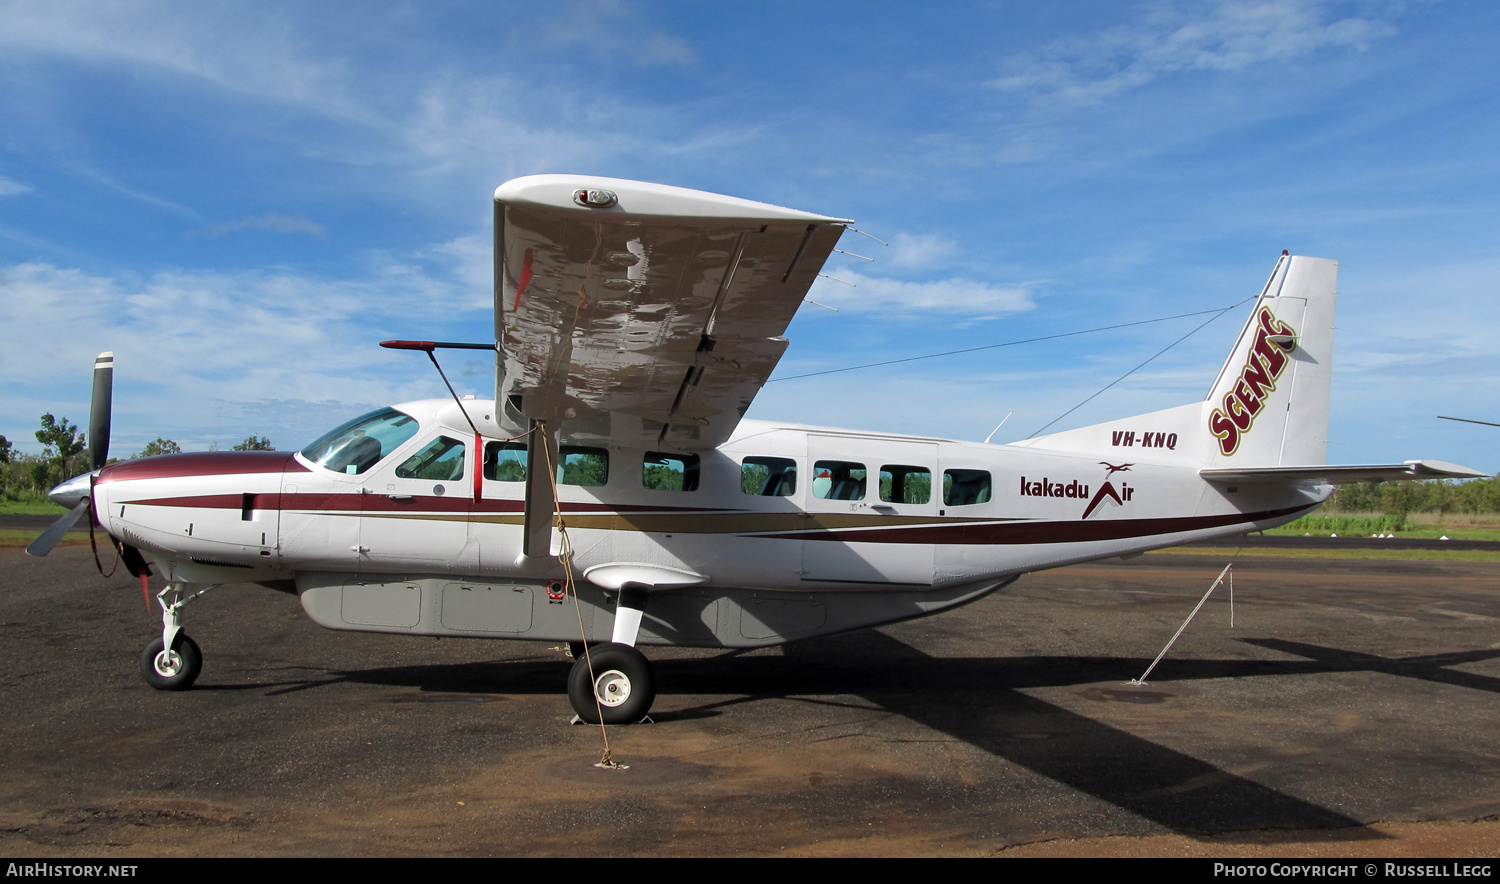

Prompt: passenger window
[
  {"left": 813, "top": 460, "right": 867, "bottom": 500},
  {"left": 484, "top": 441, "right": 527, "bottom": 482},
  {"left": 396, "top": 436, "right": 466, "bottom": 481},
  {"left": 880, "top": 465, "right": 932, "bottom": 504},
  {"left": 943, "top": 470, "right": 992, "bottom": 506},
  {"left": 558, "top": 447, "right": 608, "bottom": 487},
  {"left": 742, "top": 457, "right": 797, "bottom": 496},
  {"left": 644, "top": 452, "right": 700, "bottom": 491}
]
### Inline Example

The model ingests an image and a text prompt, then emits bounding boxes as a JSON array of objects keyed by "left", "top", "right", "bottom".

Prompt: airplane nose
[{"left": 47, "top": 472, "right": 95, "bottom": 510}]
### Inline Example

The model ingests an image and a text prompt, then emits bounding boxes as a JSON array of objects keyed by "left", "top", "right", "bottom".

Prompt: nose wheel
[
  {"left": 140, "top": 634, "right": 202, "bottom": 690},
  {"left": 567, "top": 642, "right": 656, "bottom": 724},
  {"left": 139, "top": 581, "right": 215, "bottom": 691}
]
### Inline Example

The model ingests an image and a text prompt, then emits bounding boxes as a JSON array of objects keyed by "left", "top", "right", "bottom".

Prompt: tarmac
[{"left": 1, "top": 541, "right": 1498, "bottom": 857}]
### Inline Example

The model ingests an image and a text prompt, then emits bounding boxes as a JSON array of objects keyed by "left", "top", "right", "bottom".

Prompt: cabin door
[{"left": 801, "top": 436, "right": 937, "bottom": 587}]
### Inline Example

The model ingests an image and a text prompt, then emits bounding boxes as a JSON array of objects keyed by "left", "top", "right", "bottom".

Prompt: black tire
[
  {"left": 567, "top": 642, "right": 655, "bottom": 724},
  {"left": 140, "top": 634, "right": 202, "bottom": 691}
]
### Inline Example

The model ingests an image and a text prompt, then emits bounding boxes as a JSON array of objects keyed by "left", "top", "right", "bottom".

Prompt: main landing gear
[
  {"left": 566, "top": 582, "right": 657, "bottom": 724},
  {"left": 567, "top": 642, "right": 656, "bottom": 724},
  {"left": 139, "top": 582, "right": 214, "bottom": 691}
]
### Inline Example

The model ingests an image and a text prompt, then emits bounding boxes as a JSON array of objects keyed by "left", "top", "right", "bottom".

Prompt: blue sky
[{"left": 2, "top": 0, "right": 1497, "bottom": 471}]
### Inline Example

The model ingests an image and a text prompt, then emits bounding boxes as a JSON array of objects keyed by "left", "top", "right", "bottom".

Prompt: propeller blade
[
  {"left": 89, "top": 352, "right": 113, "bottom": 471},
  {"left": 25, "top": 499, "right": 90, "bottom": 558}
]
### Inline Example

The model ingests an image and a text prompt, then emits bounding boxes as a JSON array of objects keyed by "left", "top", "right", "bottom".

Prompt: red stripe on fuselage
[
  {"left": 97, "top": 451, "right": 305, "bottom": 483},
  {"left": 121, "top": 492, "right": 737, "bottom": 515},
  {"left": 765, "top": 502, "right": 1315, "bottom": 545}
]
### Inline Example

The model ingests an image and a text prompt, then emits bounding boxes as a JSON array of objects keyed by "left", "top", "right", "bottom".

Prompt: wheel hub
[
  {"left": 593, "top": 669, "right": 632, "bottom": 707},
  {"left": 154, "top": 649, "right": 182, "bottom": 677}
]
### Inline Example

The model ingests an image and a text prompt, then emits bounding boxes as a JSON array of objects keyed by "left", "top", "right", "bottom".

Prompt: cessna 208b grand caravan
[{"left": 30, "top": 175, "right": 1487, "bottom": 724}]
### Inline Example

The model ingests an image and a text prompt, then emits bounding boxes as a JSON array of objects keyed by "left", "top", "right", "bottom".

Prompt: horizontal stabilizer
[{"left": 1201, "top": 460, "right": 1490, "bottom": 485}]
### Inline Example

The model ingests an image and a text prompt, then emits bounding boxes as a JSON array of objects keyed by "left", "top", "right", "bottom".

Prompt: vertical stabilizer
[{"left": 1203, "top": 254, "right": 1337, "bottom": 468}]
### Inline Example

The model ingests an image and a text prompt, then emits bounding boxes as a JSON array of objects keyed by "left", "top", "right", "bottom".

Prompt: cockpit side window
[
  {"left": 396, "top": 436, "right": 467, "bottom": 481},
  {"left": 300, "top": 407, "right": 420, "bottom": 475}
]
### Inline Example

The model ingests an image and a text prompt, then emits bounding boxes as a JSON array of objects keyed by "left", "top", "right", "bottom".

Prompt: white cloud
[
  {"left": 0, "top": 4, "right": 659, "bottom": 210},
  {"left": 545, "top": 0, "right": 697, "bottom": 67},
  {"left": 990, "top": 1, "right": 1397, "bottom": 105},
  {"left": 189, "top": 212, "right": 326, "bottom": 239},
  {"left": 0, "top": 255, "right": 489, "bottom": 453},
  {"left": 806, "top": 270, "right": 1035, "bottom": 318},
  {"left": 0, "top": 176, "right": 32, "bottom": 196},
  {"left": 889, "top": 232, "right": 958, "bottom": 270}
]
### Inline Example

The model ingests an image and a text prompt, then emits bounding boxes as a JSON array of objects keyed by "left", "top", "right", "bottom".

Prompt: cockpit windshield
[{"left": 300, "top": 407, "right": 420, "bottom": 475}]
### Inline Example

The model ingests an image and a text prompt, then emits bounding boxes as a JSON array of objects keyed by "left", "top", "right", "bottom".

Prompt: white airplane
[{"left": 29, "top": 175, "right": 1488, "bottom": 724}]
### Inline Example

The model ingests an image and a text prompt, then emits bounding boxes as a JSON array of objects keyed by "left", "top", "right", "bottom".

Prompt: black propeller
[{"left": 26, "top": 352, "right": 113, "bottom": 557}]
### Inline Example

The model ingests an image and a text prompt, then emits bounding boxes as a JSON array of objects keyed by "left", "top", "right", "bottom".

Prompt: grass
[
  {"left": 0, "top": 528, "right": 88, "bottom": 549},
  {"left": 1148, "top": 546, "right": 1500, "bottom": 563},
  {"left": 0, "top": 500, "right": 68, "bottom": 515},
  {"left": 1264, "top": 512, "right": 1500, "bottom": 542}
]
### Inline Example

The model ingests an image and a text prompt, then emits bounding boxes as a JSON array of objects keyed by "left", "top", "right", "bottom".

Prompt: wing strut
[{"left": 518, "top": 419, "right": 559, "bottom": 568}]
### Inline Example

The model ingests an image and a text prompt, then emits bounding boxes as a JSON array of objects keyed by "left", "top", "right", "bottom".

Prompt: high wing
[
  {"left": 493, "top": 175, "right": 850, "bottom": 450},
  {"left": 1201, "top": 460, "right": 1491, "bottom": 485}
]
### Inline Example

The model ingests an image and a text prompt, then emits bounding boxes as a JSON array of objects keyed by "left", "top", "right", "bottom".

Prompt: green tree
[
  {"left": 0, "top": 435, "right": 12, "bottom": 464},
  {"left": 233, "top": 435, "right": 274, "bottom": 451},
  {"left": 36, "top": 414, "right": 85, "bottom": 461},
  {"left": 137, "top": 438, "right": 182, "bottom": 458},
  {"left": 35, "top": 413, "right": 86, "bottom": 485}
]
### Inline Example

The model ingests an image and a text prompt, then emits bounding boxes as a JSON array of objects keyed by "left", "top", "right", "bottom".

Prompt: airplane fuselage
[{"left": 91, "top": 399, "right": 1326, "bottom": 649}]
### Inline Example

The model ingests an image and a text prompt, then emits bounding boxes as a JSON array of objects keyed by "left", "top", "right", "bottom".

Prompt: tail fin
[{"left": 1203, "top": 254, "right": 1337, "bottom": 468}]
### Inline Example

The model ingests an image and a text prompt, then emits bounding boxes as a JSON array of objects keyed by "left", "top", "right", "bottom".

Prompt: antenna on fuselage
[{"left": 983, "top": 411, "right": 1013, "bottom": 445}]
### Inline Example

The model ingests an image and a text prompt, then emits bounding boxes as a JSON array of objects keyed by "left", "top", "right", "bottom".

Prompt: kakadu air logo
[
  {"left": 1021, "top": 462, "right": 1137, "bottom": 520},
  {"left": 1081, "top": 462, "right": 1135, "bottom": 520},
  {"left": 1209, "top": 306, "right": 1298, "bottom": 456}
]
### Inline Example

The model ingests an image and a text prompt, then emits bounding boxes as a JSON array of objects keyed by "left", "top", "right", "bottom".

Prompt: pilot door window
[
  {"left": 395, "top": 436, "right": 467, "bottom": 481},
  {"left": 741, "top": 457, "right": 796, "bottom": 496}
]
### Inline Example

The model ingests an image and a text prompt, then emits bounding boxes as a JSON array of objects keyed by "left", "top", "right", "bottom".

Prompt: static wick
[
  {"left": 817, "top": 274, "right": 856, "bottom": 287},
  {"left": 847, "top": 227, "right": 889, "bottom": 247},
  {"left": 833, "top": 248, "right": 874, "bottom": 261},
  {"left": 803, "top": 299, "right": 839, "bottom": 312}
]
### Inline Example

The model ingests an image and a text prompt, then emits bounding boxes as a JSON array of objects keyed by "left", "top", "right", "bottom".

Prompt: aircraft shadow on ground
[{"left": 220, "top": 628, "right": 1500, "bottom": 841}]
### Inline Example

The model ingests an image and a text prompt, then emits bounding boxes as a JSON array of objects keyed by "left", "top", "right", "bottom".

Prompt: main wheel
[
  {"left": 140, "top": 634, "right": 202, "bottom": 691},
  {"left": 567, "top": 642, "right": 655, "bottom": 724}
]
